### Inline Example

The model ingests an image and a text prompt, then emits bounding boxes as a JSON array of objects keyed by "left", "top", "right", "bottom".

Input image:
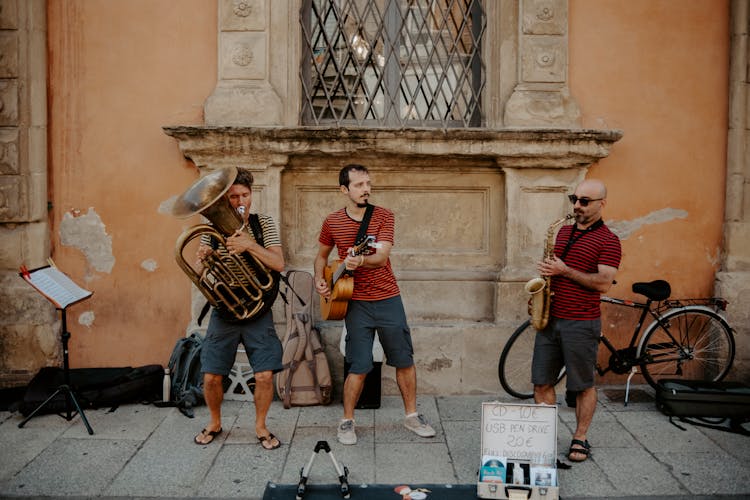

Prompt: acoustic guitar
[{"left": 320, "top": 236, "right": 375, "bottom": 320}]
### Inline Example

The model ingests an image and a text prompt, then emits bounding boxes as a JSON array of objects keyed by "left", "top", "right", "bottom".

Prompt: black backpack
[{"left": 165, "top": 333, "right": 205, "bottom": 418}]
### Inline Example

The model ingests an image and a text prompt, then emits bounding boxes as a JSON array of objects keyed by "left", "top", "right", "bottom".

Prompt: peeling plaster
[
  {"left": 707, "top": 247, "right": 721, "bottom": 267},
  {"left": 158, "top": 195, "right": 178, "bottom": 215},
  {"left": 78, "top": 310, "right": 95, "bottom": 327},
  {"left": 141, "top": 259, "right": 158, "bottom": 272},
  {"left": 608, "top": 208, "right": 689, "bottom": 240},
  {"left": 59, "top": 208, "right": 115, "bottom": 273}
]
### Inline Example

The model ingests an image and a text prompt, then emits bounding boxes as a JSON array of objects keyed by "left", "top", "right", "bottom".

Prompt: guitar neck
[
  {"left": 332, "top": 263, "right": 347, "bottom": 284},
  {"left": 330, "top": 236, "right": 374, "bottom": 285}
]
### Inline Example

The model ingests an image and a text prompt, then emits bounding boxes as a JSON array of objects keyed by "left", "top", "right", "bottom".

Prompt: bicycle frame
[
  {"left": 596, "top": 295, "right": 729, "bottom": 376},
  {"left": 498, "top": 280, "right": 734, "bottom": 401},
  {"left": 596, "top": 295, "right": 661, "bottom": 376}
]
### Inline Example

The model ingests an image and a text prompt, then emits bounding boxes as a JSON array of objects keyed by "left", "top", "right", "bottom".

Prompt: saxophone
[{"left": 525, "top": 214, "right": 575, "bottom": 330}]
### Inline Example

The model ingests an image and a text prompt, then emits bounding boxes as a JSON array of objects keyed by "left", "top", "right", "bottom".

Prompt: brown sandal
[
  {"left": 194, "top": 427, "right": 223, "bottom": 445},
  {"left": 257, "top": 433, "right": 281, "bottom": 450}
]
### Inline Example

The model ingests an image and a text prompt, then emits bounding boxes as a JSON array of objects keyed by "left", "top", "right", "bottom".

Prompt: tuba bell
[{"left": 171, "top": 167, "right": 279, "bottom": 321}]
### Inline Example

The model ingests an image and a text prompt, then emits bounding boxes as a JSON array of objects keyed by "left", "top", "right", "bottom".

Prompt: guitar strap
[{"left": 355, "top": 204, "right": 374, "bottom": 245}]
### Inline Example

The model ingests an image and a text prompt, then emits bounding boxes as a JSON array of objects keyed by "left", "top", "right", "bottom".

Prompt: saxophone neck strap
[{"left": 560, "top": 218, "right": 604, "bottom": 260}]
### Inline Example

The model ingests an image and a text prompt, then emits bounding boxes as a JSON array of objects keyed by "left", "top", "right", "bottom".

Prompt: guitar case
[
  {"left": 275, "top": 270, "right": 332, "bottom": 408},
  {"left": 20, "top": 365, "right": 163, "bottom": 416},
  {"left": 656, "top": 379, "right": 750, "bottom": 435}
]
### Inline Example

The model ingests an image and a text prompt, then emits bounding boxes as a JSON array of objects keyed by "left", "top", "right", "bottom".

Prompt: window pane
[{"left": 300, "top": 0, "right": 486, "bottom": 128}]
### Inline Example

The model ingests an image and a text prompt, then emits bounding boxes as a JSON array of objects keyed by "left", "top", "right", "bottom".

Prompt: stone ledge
[{"left": 162, "top": 126, "right": 623, "bottom": 168}]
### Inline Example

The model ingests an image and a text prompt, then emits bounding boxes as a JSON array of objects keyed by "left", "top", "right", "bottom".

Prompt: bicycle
[{"left": 498, "top": 279, "right": 736, "bottom": 400}]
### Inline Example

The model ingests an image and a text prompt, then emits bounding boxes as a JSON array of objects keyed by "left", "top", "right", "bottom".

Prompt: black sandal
[
  {"left": 194, "top": 427, "right": 223, "bottom": 445},
  {"left": 568, "top": 439, "right": 591, "bottom": 462}
]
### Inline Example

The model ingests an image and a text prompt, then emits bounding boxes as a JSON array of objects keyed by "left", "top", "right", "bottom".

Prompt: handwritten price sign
[{"left": 480, "top": 403, "right": 557, "bottom": 466}]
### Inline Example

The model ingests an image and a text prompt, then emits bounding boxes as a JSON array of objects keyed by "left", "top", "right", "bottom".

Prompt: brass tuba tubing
[{"left": 171, "top": 167, "right": 280, "bottom": 321}]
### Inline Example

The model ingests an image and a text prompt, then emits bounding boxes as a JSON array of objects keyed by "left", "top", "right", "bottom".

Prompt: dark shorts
[
  {"left": 531, "top": 318, "right": 601, "bottom": 391},
  {"left": 344, "top": 295, "right": 414, "bottom": 374},
  {"left": 200, "top": 309, "right": 283, "bottom": 376}
]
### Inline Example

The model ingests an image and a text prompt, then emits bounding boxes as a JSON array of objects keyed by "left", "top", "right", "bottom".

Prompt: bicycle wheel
[
  {"left": 638, "top": 306, "right": 735, "bottom": 387},
  {"left": 498, "top": 320, "right": 565, "bottom": 399}
]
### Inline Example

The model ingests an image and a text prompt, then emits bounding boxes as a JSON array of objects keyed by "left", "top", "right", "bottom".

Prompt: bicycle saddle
[{"left": 632, "top": 280, "right": 671, "bottom": 301}]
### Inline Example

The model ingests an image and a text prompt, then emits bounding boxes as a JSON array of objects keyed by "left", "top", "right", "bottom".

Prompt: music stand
[{"left": 18, "top": 265, "right": 94, "bottom": 435}]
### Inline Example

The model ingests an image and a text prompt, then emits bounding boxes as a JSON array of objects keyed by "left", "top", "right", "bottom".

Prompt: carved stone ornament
[
  {"left": 536, "top": 50, "right": 556, "bottom": 68},
  {"left": 233, "top": 0, "right": 253, "bottom": 17},
  {"left": 522, "top": 0, "right": 566, "bottom": 35},
  {"left": 536, "top": 2, "right": 555, "bottom": 21},
  {"left": 231, "top": 43, "right": 254, "bottom": 67}
]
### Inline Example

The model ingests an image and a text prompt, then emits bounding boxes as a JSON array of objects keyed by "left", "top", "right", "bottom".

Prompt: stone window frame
[{"left": 205, "top": 0, "right": 581, "bottom": 129}]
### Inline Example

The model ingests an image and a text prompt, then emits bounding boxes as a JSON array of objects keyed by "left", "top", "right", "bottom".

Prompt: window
[{"left": 300, "top": 0, "right": 486, "bottom": 128}]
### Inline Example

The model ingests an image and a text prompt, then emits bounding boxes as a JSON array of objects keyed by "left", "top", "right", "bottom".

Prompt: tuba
[
  {"left": 171, "top": 167, "right": 279, "bottom": 321},
  {"left": 525, "top": 214, "right": 574, "bottom": 330}
]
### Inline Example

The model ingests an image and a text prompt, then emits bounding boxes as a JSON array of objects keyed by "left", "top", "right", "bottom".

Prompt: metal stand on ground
[
  {"left": 18, "top": 307, "right": 94, "bottom": 435},
  {"left": 297, "top": 440, "right": 350, "bottom": 499},
  {"left": 624, "top": 366, "right": 638, "bottom": 407}
]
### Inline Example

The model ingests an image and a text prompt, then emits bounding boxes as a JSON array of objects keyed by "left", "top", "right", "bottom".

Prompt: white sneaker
[
  {"left": 337, "top": 419, "right": 357, "bottom": 445},
  {"left": 404, "top": 413, "right": 436, "bottom": 437}
]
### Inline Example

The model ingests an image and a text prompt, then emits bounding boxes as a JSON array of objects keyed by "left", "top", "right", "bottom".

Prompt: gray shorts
[
  {"left": 344, "top": 295, "right": 414, "bottom": 374},
  {"left": 200, "top": 309, "right": 283, "bottom": 376},
  {"left": 531, "top": 318, "right": 600, "bottom": 391}
]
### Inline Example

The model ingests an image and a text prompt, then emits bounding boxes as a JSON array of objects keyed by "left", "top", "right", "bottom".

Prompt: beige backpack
[{"left": 275, "top": 270, "right": 332, "bottom": 408}]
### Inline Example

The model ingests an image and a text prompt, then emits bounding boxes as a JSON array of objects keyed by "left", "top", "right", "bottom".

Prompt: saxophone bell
[{"left": 524, "top": 277, "right": 546, "bottom": 296}]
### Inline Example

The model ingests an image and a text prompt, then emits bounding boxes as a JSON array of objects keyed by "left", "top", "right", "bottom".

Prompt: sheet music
[{"left": 22, "top": 266, "right": 92, "bottom": 309}]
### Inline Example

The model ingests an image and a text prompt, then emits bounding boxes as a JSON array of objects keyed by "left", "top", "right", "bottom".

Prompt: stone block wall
[{"left": 0, "top": 0, "right": 57, "bottom": 388}]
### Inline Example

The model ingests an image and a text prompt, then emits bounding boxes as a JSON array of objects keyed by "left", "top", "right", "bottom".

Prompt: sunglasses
[{"left": 568, "top": 195, "right": 603, "bottom": 207}]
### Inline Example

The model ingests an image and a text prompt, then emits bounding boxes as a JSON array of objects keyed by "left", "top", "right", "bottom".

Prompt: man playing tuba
[
  {"left": 531, "top": 179, "right": 621, "bottom": 463},
  {"left": 192, "top": 168, "right": 284, "bottom": 450}
]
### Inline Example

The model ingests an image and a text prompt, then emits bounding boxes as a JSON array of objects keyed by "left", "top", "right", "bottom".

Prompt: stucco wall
[
  {"left": 568, "top": 1, "right": 730, "bottom": 376},
  {"left": 41, "top": 1, "right": 734, "bottom": 387},
  {"left": 570, "top": 0, "right": 728, "bottom": 296},
  {"left": 47, "top": 0, "right": 218, "bottom": 368}
]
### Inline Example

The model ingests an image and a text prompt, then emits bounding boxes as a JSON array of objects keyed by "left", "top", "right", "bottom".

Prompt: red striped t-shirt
[
  {"left": 550, "top": 221, "right": 621, "bottom": 320},
  {"left": 318, "top": 206, "right": 400, "bottom": 301}
]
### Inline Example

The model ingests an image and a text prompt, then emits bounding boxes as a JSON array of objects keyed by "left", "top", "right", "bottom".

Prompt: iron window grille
[{"left": 300, "top": 0, "right": 486, "bottom": 128}]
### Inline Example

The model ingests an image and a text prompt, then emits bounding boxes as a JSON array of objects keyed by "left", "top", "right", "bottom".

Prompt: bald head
[
  {"left": 577, "top": 179, "right": 607, "bottom": 199},
  {"left": 571, "top": 179, "right": 608, "bottom": 228}
]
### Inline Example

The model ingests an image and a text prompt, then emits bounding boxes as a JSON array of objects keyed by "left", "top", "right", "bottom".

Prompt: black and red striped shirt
[
  {"left": 318, "top": 206, "right": 400, "bottom": 301},
  {"left": 550, "top": 221, "right": 621, "bottom": 320}
]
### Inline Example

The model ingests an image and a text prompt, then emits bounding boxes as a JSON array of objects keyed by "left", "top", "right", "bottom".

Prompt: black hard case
[
  {"left": 343, "top": 361, "right": 381, "bottom": 409},
  {"left": 655, "top": 379, "right": 750, "bottom": 419}
]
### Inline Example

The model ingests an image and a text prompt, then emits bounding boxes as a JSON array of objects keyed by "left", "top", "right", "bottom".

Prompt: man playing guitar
[{"left": 314, "top": 164, "right": 436, "bottom": 445}]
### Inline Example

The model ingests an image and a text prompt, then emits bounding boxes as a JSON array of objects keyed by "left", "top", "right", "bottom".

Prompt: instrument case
[
  {"left": 477, "top": 402, "right": 559, "bottom": 500},
  {"left": 655, "top": 379, "right": 750, "bottom": 420}
]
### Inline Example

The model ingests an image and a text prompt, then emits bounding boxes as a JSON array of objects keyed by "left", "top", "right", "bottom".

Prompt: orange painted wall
[
  {"left": 569, "top": 0, "right": 729, "bottom": 297},
  {"left": 569, "top": 0, "right": 729, "bottom": 378},
  {"left": 47, "top": 0, "right": 217, "bottom": 368},
  {"left": 46, "top": 1, "right": 730, "bottom": 372}
]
